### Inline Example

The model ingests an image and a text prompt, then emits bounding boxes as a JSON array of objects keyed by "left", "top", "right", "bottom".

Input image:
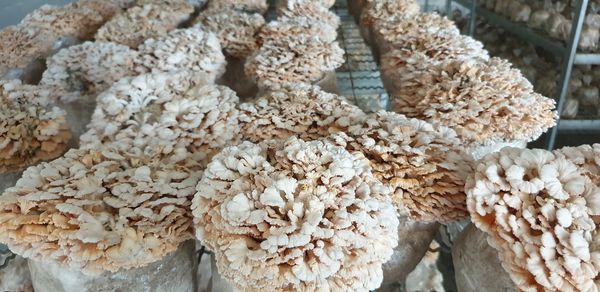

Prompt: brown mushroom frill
[
  {"left": 466, "top": 145, "right": 600, "bottom": 291},
  {"left": 0, "top": 87, "right": 71, "bottom": 174},
  {"left": 359, "top": 0, "right": 421, "bottom": 31},
  {"left": 206, "top": 0, "right": 268, "bottom": 15},
  {"left": 388, "top": 57, "right": 557, "bottom": 147},
  {"left": 0, "top": 25, "right": 56, "bottom": 78},
  {"left": 135, "top": 28, "right": 226, "bottom": 81},
  {"left": 20, "top": 4, "right": 107, "bottom": 41},
  {"left": 194, "top": 10, "right": 265, "bottom": 59},
  {"left": 278, "top": 0, "right": 340, "bottom": 28},
  {"left": 192, "top": 137, "right": 399, "bottom": 291},
  {"left": 329, "top": 111, "right": 475, "bottom": 222},
  {"left": 258, "top": 16, "right": 337, "bottom": 45},
  {"left": 0, "top": 145, "right": 202, "bottom": 274},
  {"left": 238, "top": 84, "right": 365, "bottom": 142},
  {"left": 95, "top": 3, "right": 194, "bottom": 48},
  {"left": 80, "top": 72, "right": 240, "bottom": 167}
]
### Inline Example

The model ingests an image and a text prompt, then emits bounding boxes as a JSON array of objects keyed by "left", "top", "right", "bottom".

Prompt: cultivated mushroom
[
  {"left": 95, "top": 3, "right": 194, "bottom": 48},
  {"left": 40, "top": 41, "right": 139, "bottom": 102},
  {"left": 276, "top": 0, "right": 336, "bottom": 10},
  {"left": 388, "top": 57, "right": 557, "bottom": 159},
  {"left": 465, "top": 145, "right": 600, "bottom": 291},
  {"left": 80, "top": 72, "right": 240, "bottom": 167},
  {"left": 192, "top": 137, "right": 399, "bottom": 291},
  {"left": 238, "top": 84, "right": 365, "bottom": 142},
  {"left": 0, "top": 25, "right": 56, "bottom": 83},
  {"left": 206, "top": 0, "right": 268, "bottom": 14},
  {"left": 278, "top": 0, "right": 340, "bottom": 27},
  {"left": 135, "top": 28, "right": 226, "bottom": 82},
  {"left": 359, "top": 0, "right": 421, "bottom": 45},
  {"left": 258, "top": 16, "right": 337, "bottom": 45}
]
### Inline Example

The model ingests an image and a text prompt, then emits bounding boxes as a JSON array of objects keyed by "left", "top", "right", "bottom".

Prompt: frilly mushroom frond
[
  {"left": 206, "top": 0, "right": 268, "bottom": 14},
  {"left": 95, "top": 3, "right": 194, "bottom": 48},
  {"left": 0, "top": 145, "right": 204, "bottom": 274},
  {"left": 360, "top": 0, "right": 421, "bottom": 28},
  {"left": 40, "top": 41, "right": 139, "bottom": 102},
  {"left": 466, "top": 145, "right": 600, "bottom": 291},
  {"left": 239, "top": 84, "right": 365, "bottom": 142},
  {"left": 20, "top": 4, "right": 106, "bottom": 40},
  {"left": 258, "top": 16, "right": 337, "bottom": 45},
  {"left": 192, "top": 137, "right": 399, "bottom": 291},
  {"left": 328, "top": 111, "right": 475, "bottom": 222},
  {"left": 0, "top": 25, "right": 56, "bottom": 74},
  {"left": 81, "top": 72, "right": 240, "bottom": 167},
  {"left": 278, "top": 0, "right": 340, "bottom": 27},
  {"left": 135, "top": 28, "right": 226, "bottom": 81}
]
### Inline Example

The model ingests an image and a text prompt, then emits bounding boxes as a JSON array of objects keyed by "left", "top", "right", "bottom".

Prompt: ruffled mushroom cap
[
  {"left": 95, "top": 3, "right": 194, "bottom": 48},
  {"left": 278, "top": 0, "right": 340, "bottom": 28},
  {"left": 277, "top": 0, "right": 336, "bottom": 9},
  {"left": 192, "top": 137, "right": 399, "bottom": 291},
  {"left": 466, "top": 145, "right": 600, "bottom": 291},
  {"left": 206, "top": 0, "right": 268, "bottom": 14},
  {"left": 0, "top": 93, "right": 71, "bottom": 174},
  {"left": 40, "top": 41, "right": 139, "bottom": 102},
  {"left": 0, "top": 79, "right": 60, "bottom": 107},
  {"left": 389, "top": 57, "right": 557, "bottom": 147},
  {"left": 81, "top": 72, "right": 240, "bottom": 167},
  {"left": 359, "top": 0, "right": 420, "bottom": 30},
  {"left": 329, "top": 111, "right": 474, "bottom": 222},
  {"left": 0, "top": 25, "right": 56, "bottom": 77},
  {"left": 194, "top": 9, "right": 265, "bottom": 59},
  {"left": 69, "top": 0, "right": 122, "bottom": 23},
  {"left": 258, "top": 16, "right": 337, "bottom": 45},
  {"left": 135, "top": 28, "right": 226, "bottom": 82},
  {"left": 244, "top": 35, "right": 345, "bottom": 90},
  {"left": 238, "top": 84, "right": 365, "bottom": 142},
  {"left": 0, "top": 145, "right": 203, "bottom": 274},
  {"left": 20, "top": 4, "right": 107, "bottom": 41}
]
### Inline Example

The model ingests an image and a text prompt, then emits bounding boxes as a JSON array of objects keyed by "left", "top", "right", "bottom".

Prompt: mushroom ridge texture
[
  {"left": 359, "top": 0, "right": 421, "bottom": 30},
  {"left": 20, "top": 4, "right": 106, "bottom": 40},
  {"left": 466, "top": 145, "right": 600, "bottom": 292},
  {"left": 192, "top": 137, "right": 399, "bottom": 291},
  {"left": 206, "top": 0, "right": 268, "bottom": 14},
  {"left": 0, "top": 145, "right": 203, "bottom": 274},
  {"left": 278, "top": 0, "right": 340, "bottom": 28},
  {"left": 0, "top": 25, "right": 56, "bottom": 76}
]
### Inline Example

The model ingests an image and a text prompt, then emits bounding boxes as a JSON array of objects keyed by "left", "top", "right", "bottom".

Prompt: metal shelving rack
[{"left": 450, "top": 0, "right": 600, "bottom": 150}]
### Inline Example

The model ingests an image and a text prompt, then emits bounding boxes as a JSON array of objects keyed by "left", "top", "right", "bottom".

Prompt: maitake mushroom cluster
[
  {"left": 0, "top": 145, "right": 203, "bottom": 274},
  {"left": 192, "top": 137, "right": 399, "bottom": 291},
  {"left": 0, "top": 25, "right": 56, "bottom": 80},
  {"left": 81, "top": 72, "right": 240, "bottom": 167},
  {"left": 95, "top": 3, "right": 194, "bottom": 48},
  {"left": 466, "top": 145, "right": 600, "bottom": 291},
  {"left": 278, "top": 0, "right": 340, "bottom": 27},
  {"left": 359, "top": 0, "right": 421, "bottom": 34},
  {"left": 0, "top": 86, "right": 71, "bottom": 174},
  {"left": 135, "top": 28, "right": 226, "bottom": 81},
  {"left": 206, "top": 0, "right": 268, "bottom": 15}
]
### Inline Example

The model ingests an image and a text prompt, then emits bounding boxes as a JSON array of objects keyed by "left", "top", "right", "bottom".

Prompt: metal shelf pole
[
  {"left": 467, "top": 0, "right": 477, "bottom": 36},
  {"left": 545, "top": 0, "right": 589, "bottom": 150}
]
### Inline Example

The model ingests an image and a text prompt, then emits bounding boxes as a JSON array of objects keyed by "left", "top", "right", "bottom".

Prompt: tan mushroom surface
[
  {"left": 40, "top": 41, "right": 139, "bottom": 102},
  {"left": 278, "top": 0, "right": 340, "bottom": 28},
  {"left": 277, "top": 0, "right": 336, "bottom": 10},
  {"left": 20, "top": 4, "right": 106, "bottom": 41},
  {"left": 466, "top": 145, "right": 600, "bottom": 291},
  {"left": 258, "top": 16, "right": 337, "bottom": 45},
  {"left": 192, "top": 137, "right": 399, "bottom": 291},
  {"left": 359, "top": 0, "right": 421, "bottom": 31},
  {"left": 389, "top": 57, "right": 557, "bottom": 148},
  {"left": 135, "top": 28, "right": 226, "bottom": 82},
  {"left": 0, "top": 25, "right": 56, "bottom": 79},
  {"left": 238, "top": 84, "right": 365, "bottom": 142},
  {"left": 0, "top": 144, "right": 203, "bottom": 274},
  {"left": 328, "top": 111, "right": 474, "bottom": 222},
  {"left": 95, "top": 3, "right": 194, "bottom": 48},
  {"left": 81, "top": 72, "right": 240, "bottom": 167},
  {"left": 206, "top": 0, "right": 268, "bottom": 14},
  {"left": 194, "top": 10, "right": 265, "bottom": 59},
  {"left": 0, "top": 84, "right": 71, "bottom": 174}
]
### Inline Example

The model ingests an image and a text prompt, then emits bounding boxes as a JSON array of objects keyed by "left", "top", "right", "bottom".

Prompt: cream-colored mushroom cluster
[
  {"left": 192, "top": 137, "right": 399, "bottom": 291},
  {"left": 135, "top": 28, "right": 226, "bottom": 81},
  {"left": 95, "top": 3, "right": 194, "bottom": 48},
  {"left": 194, "top": 9, "right": 265, "bottom": 59},
  {"left": 0, "top": 79, "right": 60, "bottom": 107},
  {"left": 329, "top": 111, "right": 474, "bottom": 222},
  {"left": 206, "top": 0, "right": 268, "bottom": 14},
  {"left": 0, "top": 26, "right": 55, "bottom": 79},
  {"left": 81, "top": 72, "right": 240, "bottom": 167},
  {"left": 40, "top": 41, "right": 139, "bottom": 102},
  {"left": 278, "top": 0, "right": 340, "bottom": 27},
  {"left": 0, "top": 91, "right": 71, "bottom": 174},
  {"left": 0, "top": 145, "right": 203, "bottom": 274},
  {"left": 389, "top": 57, "right": 557, "bottom": 147},
  {"left": 359, "top": 0, "right": 421, "bottom": 32},
  {"left": 239, "top": 84, "right": 365, "bottom": 142},
  {"left": 258, "top": 16, "right": 337, "bottom": 44},
  {"left": 466, "top": 145, "right": 600, "bottom": 291}
]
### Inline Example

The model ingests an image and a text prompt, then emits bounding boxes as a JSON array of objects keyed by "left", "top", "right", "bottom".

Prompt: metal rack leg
[
  {"left": 545, "top": 0, "right": 589, "bottom": 150},
  {"left": 467, "top": 0, "right": 477, "bottom": 36}
]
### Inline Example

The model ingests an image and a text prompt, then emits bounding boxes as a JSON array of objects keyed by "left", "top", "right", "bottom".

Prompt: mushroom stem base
[{"left": 28, "top": 240, "right": 197, "bottom": 292}]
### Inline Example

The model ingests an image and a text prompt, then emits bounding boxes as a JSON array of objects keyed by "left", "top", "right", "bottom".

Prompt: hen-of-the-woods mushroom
[
  {"left": 80, "top": 72, "right": 240, "bottom": 167},
  {"left": 466, "top": 145, "right": 600, "bottom": 291},
  {"left": 20, "top": 4, "right": 106, "bottom": 41},
  {"left": 192, "top": 137, "right": 399, "bottom": 291},
  {"left": 328, "top": 111, "right": 474, "bottom": 222},
  {"left": 135, "top": 28, "right": 226, "bottom": 82},
  {"left": 244, "top": 35, "right": 345, "bottom": 90},
  {"left": 278, "top": 0, "right": 340, "bottom": 27},
  {"left": 0, "top": 79, "right": 60, "bottom": 107},
  {"left": 206, "top": 0, "right": 268, "bottom": 14},
  {"left": 239, "top": 84, "right": 365, "bottom": 142},
  {"left": 95, "top": 3, "right": 194, "bottom": 48},
  {"left": 359, "top": 0, "right": 421, "bottom": 32},
  {"left": 136, "top": 0, "right": 205, "bottom": 8},
  {"left": 0, "top": 93, "right": 71, "bottom": 174},
  {"left": 0, "top": 25, "right": 56, "bottom": 81},
  {"left": 277, "top": 0, "right": 336, "bottom": 10},
  {"left": 40, "top": 41, "right": 139, "bottom": 102},
  {"left": 0, "top": 145, "right": 204, "bottom": 274},
  {"left": 194, "top": 9, "right": 265, "bottom": 59},
  {"left": 258, "top": 16, "right": 337, "bottom": 45},
  {"left": 70, "top": 0, "right": 122, "bottom": 21},
  {"left": 389, "top": 57, "right": 557, "bottom": 148}
]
